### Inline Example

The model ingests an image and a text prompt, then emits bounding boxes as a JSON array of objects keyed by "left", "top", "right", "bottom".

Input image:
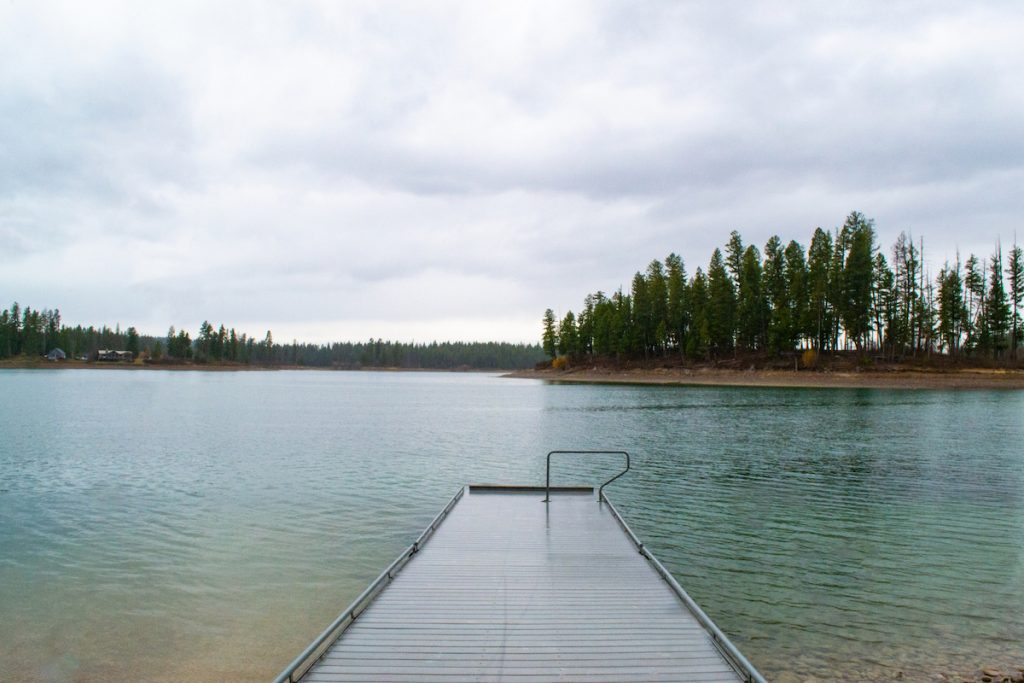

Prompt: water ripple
[{"left": 0, "top": 369, "right": 1021, "bottom": 682}]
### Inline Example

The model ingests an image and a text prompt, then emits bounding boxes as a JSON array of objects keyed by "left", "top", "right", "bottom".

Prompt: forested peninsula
[
  {"left": 0, "top": 309, "right": 544, "bottom": 371},
  {"left": 522, "top": 212, "right": 1024, "bottom": 389}
]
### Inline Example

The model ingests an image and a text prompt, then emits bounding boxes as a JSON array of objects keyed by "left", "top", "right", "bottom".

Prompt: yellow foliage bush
[
  {"left": 801, "top": 349, "right": 817, "bottom": 369},
  {"left": 552, "top": 356, "right": 568, "bottom": 371}
]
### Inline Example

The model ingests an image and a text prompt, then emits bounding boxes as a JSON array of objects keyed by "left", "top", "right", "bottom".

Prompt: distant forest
[
  {"left": 0, "top": 308, "right": 544, "bottom": 370},
  {"left": 542, "top": 211, "right": 1023, "bottom": 366}
]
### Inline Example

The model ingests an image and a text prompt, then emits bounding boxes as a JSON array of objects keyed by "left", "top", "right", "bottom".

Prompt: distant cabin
[
  {"left": 47, "top": 348, "right": 66, "bottom": 361},
  {"left": 96, "top": 349, "right": 133, "bottom": 362}
]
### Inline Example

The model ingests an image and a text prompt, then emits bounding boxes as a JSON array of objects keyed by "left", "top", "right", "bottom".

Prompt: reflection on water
[{"left": 0, "top": 369, "right": 1021, "bottom": 681}]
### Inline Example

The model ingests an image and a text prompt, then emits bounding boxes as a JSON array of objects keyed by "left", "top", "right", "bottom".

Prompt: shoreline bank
[
  {"left": 0, "top": 360, "right": 510, "bottom": 373},
  {"left": 505, "top": 366, "right": 1024, "bottom": 390}
]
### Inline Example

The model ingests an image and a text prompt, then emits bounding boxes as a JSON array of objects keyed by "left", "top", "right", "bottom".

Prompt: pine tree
[
  {"left": 736, "top": 245, "right": 767, "bottom": 351},
  {"left": 984, "top": 246, "right": 1011, "bottom": 357},
  {"left": 725, "top": 231, "right": 745, "bottom": 283},
  {"left": 937, "top": 260, "right": 967, "bottom": 354},
  {"left": 964, "top": 254, "right": 985, "bottom": 352},
  {"left": 807, "top": 228, "right": 833, "bottom": 352},
  {"left": 558, "top": 311, "right": 579, "bottom": 358},
  {"left": 763, "top": 236, "right": 789, "bottom": 354},
  {"left": 645, "top": 260, "right": 668, "bottom": 355},
  {"left": 126, "top": 327, "right": 140, "bottom": 358},
  {"left": 1006, "top": 244, "right": 1023, "bottom": 359},
  {"left": 871, "top": 253, "right": 895, "bottom": 355},
  {"left": 784, "top": 240, "right": 809, "bottom": 351},
  {"left": 841, "top": 214, "right": 876, "bottom": 352},
  {"left": 630, "top": 272, "right": 649, "bottom": 357},
  {"left": 611, "top": 290, "right": 631, "bottom": 358},
  {"left": 578, "top": 294, "right": 596, "bottom": 357},
  {"left": 541, "top": 309, "right": 558, "bottom": 359},
  {"left": 665, "top": 253, "right": 689, "bottom": 358},
  {"left": 687, "top": 269, "right": 710, "bottom": 359},
  {"left": 828, "top": 229, "right": 847, "bottom": 351},
  {"left": 263, "top": 330, "right": 274, "bottom": 361},
  {"left": 591, "top": 293, "right": 612, "bottom": 357},
  {"left": 706, "top": 249, "right": 736, "bottom": 357},
  {"left": 892, "top": 232, "right": 922, "bottom": 356}
]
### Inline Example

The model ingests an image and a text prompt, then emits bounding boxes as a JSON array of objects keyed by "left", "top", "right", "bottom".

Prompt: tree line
[
  {"left": 542, "top": 211, "right": 1024, "bottom": 365},
  {"left": 0, "top": 307, "right": 544, "bottom": 370}
]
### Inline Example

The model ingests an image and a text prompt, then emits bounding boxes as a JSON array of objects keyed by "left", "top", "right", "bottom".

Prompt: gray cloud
[{"left": 1, "top": 1, "right": 1022, "bottom": 342}]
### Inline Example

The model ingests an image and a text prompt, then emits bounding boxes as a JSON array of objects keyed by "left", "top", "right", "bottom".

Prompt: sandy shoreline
[
  {"left": 505, "top": 366, "right": 1024, "bottom": 390},
  {"left": 5, "top": 359, "right": 1024, "bottom": 389}
]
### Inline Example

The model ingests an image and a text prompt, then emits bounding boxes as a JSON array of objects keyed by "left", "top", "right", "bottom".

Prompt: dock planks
[{"left": 296, "top": 487, "right": 749, "bottom": 683}]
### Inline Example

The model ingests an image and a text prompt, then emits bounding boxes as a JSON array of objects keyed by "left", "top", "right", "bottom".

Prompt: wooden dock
[{"left": 275, "top": 484, "right": 765, "bottom": 683}]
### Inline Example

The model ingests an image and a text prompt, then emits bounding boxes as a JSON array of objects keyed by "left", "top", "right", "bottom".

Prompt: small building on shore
[
  {"left": 96, "top": 349, "right": 133, "bottom": 362},
  {"left": 47, "top": 348, "right": 66, "bottom": 361}
]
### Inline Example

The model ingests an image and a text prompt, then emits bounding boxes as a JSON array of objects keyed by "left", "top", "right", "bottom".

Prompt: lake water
[{"left": 0, "top": 369, "right": 1021, "bottom": 682}]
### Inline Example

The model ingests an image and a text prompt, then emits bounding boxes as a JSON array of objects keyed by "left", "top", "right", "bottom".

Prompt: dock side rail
[
  {"left": 272, "top": 486, "right": 466, "bottom": 683},
  {"left": 602, "top": 493, "right": 768, "bottom": 683},
  {"left": 544, "top": 449, "right": 630, "bottom": 502}
]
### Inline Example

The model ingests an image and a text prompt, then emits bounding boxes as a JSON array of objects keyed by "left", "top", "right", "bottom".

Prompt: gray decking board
[{"left": 298, "top": 489, "right": 745, "bottom": 683}]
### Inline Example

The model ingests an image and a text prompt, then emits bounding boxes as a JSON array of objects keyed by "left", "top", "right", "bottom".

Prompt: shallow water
[{"left": 0, "top": 369, "right": 1021, "bottom": 681}]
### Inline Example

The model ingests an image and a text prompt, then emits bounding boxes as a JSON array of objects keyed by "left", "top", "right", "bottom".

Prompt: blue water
[{"left": 0, "top": 369, "right": 1021, "bottom": 681}]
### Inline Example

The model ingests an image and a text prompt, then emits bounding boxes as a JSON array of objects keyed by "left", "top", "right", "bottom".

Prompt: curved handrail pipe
[{"left": 544, "top": 450, "right": 630, "bottom": 502}]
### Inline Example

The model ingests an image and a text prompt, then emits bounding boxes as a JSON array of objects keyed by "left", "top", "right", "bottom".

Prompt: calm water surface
[{"left": 0, "top": 369, "right": 1021, "bottom": 682}]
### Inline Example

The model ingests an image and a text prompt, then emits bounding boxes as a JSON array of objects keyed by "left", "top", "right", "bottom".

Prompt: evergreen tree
[
  {"left": 828, "top": 229, "right": 848, "bottom": 351},
  {"left": 725, "top": 231, "right": 745, "bottom": 283},
  {"left": 611, "top": 290, "right": 631, "bottom": 358},
  {"left": 892, "top": 232, "right": 922, "bottom": 356},
  {"left": 577, "top": 294, "right": 596, "bottom": 357},
  {"left": 0, "top": 308, "right": 10, "bottom": 358},
  {"left": 630, "top": 271, "right": 650, "bottom": 357},
  {"left": 591, "top": 293, "right": 613, "bottom": 357},
  {"left": 840, "top": 213, "right": 876, "bottom": 352},
  {"left": 984, "top": 246, "right": 1011, "bottom": 357},
  {"left": 558, "top": 311, "right": 579, "bottom": 358},
  {"left": 126, "top": 327, "right": 140, "bottom": 358},
  {"left": 807, "top": 228, "right": 833, "bottom": 352},
  {"left": 736, "top": 245, "right": 767, "bottom": 351},
  {"left": 964, "top": 254, "right": 986, "bottom": 352},
  {"left": 687, "top": 269, "right": 710, "bottom": 359},
  {"left": 215, "top": 325, "right": 227, "bottom": 361},
  {"left": 645, "top": 260, "right": 669, "bottom": 356},
  {"left": 197, "top": 321, "right": 214, "bottom": 360},
  {"left": 1007, "top": 244, "right": 1023, "bottom": 358},
  {"left": 784, "top": 240, "right": 809, "bottom": 352},
  {"left": 665, "top": 253, "right": 688, "bottom": 358},
  {"left": 706, "top": 249, "right": 736, "bottom": 356},
  {"left": 872, "top": 253, "right": 896, "bottom": 356},
  {"left": 542, "top": 309, "right": 558, "bottom": 359},
  {"left": 937, "top": 260, "right": 968, "bottom": 354},
  {"left": 763, "top": 236, "right": 789, "bottom": 354},
  {"left": 10, "top": 302, "right": 22, "bottom": 356}
]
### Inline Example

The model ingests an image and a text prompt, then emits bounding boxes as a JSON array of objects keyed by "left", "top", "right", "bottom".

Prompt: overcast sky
[{"left": 2, "top": 1, "right": 1022, "bottom": 343}]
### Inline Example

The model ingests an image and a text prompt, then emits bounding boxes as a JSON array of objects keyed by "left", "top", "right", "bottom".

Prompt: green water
[{"left": 0, "top": 369, "right": 1021, "bottom": 681}]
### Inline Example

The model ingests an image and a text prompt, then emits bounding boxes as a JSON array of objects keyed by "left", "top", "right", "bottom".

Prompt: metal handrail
[
  {"left": 601, "top": 493, "right": 768, "bottom": 683},
  {"left": 544, "top": 450, "right": 630, "bottom": 502},
  {"left": 272, "top": 486, "right": 466, "bottom": 683}
]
